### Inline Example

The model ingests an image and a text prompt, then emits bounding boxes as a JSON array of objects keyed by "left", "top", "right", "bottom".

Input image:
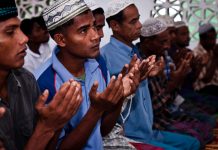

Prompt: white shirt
[{"left": 24, "top": 38, "right": 56, "bottom": 73}]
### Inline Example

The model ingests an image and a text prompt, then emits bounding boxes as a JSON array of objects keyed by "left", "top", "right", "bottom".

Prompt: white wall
[{"left": 96, "top": 0, "right": 154, "bottom": 47}]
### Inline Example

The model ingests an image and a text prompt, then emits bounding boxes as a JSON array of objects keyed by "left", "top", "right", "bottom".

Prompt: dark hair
[
  {"left": 49, "top": 19, "right": 74, "bottom": 38},
  {"left": 49, "top": 10, "right": 91, "bottom": 38},
  {"left": 106, "top": 10, "right": 124, "bottom": 28},
  {"left": 140, "top": 35, "right": 156, "bottom": 43},
  {"left": 20, "top": 16, "right": 47, "bottom": 36},
  {"left": 92, "top": 8, "right": 104, "bottom": 16},
  {"left": 199, "top": 27, "right": 216, "bottom": 40},
  {"left": 20, "top": 19, "right": 32, "bottom": 35}
]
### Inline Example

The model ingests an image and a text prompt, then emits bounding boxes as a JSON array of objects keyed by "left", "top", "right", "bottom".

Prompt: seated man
[
  {"left": 20, "top": 16, "right": 56, "bottom": 73},
  {"left": 101, "top": 0, "right": 200, "bottom": 150},
  {"left": 0, "top": 0, "right": 83, "bottom": 150},
  {"left": 193, "top": 23, "right": 218, "bottom": 97},
  {"left": 138, "top": 18, "right": 214, "bottom": 148},
  {"left": 35, "top": 0, "right": 139, "bottom": 149}
]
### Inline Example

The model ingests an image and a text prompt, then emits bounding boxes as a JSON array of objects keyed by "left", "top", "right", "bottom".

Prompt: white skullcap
[
  {"left": 174, "top": 21, "right": 187, "bottom": 28},
  {"left": 43, "top": 0, "right": 89, "bottom": 31},
  {"left": 156, "top": 15, "right": 174, "bottom": 27},
  {"left": 141, "top": 18, "right": 168, "bottom": 37},
  {"left": 84, "top": 0, "right": 101, "bottom": 11},
  {"left": 198, "top": 23, "right": 214, "bottom": 34},
  {"left": 105, "top": 0, "right": 134, "bottom": 18}
]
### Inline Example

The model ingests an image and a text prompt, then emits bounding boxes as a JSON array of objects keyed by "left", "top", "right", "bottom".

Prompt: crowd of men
[{"left": 0, "top": 0, "right": 218, "bottom": 149}]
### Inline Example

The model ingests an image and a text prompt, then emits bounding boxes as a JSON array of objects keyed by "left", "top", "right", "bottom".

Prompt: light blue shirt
[
  {"left": 35, "top": 47, "right": 108, "bottom": 150},
  {"left": 101, "top": 37, "right": 162, "bottom": 143}
]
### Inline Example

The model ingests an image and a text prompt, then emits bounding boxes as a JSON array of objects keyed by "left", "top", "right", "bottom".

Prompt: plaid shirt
[
  {"left": 193, "top": 44, "right": 218, "bottom": 90},
  {"left": 148, "top": 76, "right": 197, "bottom": 130}
]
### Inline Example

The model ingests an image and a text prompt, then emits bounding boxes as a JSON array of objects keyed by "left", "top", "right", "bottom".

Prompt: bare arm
[
  {"left": 60, "top": 75, "right": 124, "bottom": 150},
  {"left": 25, "top": 80, "right": 82, "bottom": 150}
]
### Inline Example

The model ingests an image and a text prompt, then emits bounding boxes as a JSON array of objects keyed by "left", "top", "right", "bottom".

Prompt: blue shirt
[
  {"left": 35, "top": 47, "right": 108, "bottom": 150},
  {"left": 101, "top": 37, "right": 162, "bottom": 143}
]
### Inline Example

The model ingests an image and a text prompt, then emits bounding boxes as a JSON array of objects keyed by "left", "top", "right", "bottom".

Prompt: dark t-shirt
[{"left": 0, "top": 68, "right": 40, "bottom": 150}]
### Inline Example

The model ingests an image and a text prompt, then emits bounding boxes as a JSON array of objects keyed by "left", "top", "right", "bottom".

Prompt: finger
[
  {"left": 128, "top": 72, "right": 138, "bottom": 93},
  {"left": 129, "top": 54, "right": 138, "bottom": 69},
  {"left": 120, "top": 64, "right": 129, "bottom": 77},
  {"left": 112, "top": 81, "right": 124, "bottom": 101},
  {"left": 110, "top": 74, "right": 124, "bottom": 102},
  {"left": 60, "top": 81, "right": 77, "bottom": 110},
  {"left": 65, "top": 83, "right": 82, "bottom": 116},
  {"left": 139, "top": 59, "right": 149, "bottom": 74},
  {"left": 0, "top": 107, "right": 5, "bottom": 118},
  {"left": 169, "top": 63, "right": 176, "bottom": 71},
  {"left": 89, "top": 81, "right": 99, "bottom": 99},
  {"left": 50, "top": 81, "right": 71, "bottom": 107},
  {"left": 105, "top": 74, "right": 123, "bottom": 101},
  {"left": 35, "top": 89, "right": 49, "bottom": 110},
  {"left": 148, "top": 55, "right": 156, "bottom": 64}
]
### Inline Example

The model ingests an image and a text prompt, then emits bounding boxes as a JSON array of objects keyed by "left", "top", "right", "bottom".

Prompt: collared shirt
[
  {"left": 35, "top": 47, "right": 108, "bottom": 150},
  {"left": 0, "top": 68, "right": 40, "bottom": 150},
  {"left": 193, "top": 44, "right": 218, "bottom": 90},
  {"left": 24, "top": 38, "right": 56, "bottom": 73},
  {"left": 101, "top": 37, "right": 162, "bottom": 143}
]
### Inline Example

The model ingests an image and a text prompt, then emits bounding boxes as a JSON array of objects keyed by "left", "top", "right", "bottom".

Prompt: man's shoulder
[
  {"left": 101, "top": 42, "right": 115, "bottom": 54},
  {"left": 13, "top": 68, "right": 36, "bottom": 81},
  {"left": 34, "top": 58, "right": 53, "bottom": 80},
  {"left": 36, "top": 64, "right": 55, "bottom": 103}
]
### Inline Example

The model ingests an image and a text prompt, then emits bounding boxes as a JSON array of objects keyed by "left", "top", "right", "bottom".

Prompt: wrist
[
  {"left": 89, "top": 105, "right": 104, "bottom": 117},
  {"left": 34, "top": 121, "right": 56, "bottom": 138}
]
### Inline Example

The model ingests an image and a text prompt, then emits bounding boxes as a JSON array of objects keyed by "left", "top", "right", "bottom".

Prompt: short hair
[
  {"left": 49, "top": 19, "right": 74, "bottom": 38},
  {"left": 140, "top": 35, "right": 156, "bottom": 43},
  {"left": 20, "top": 16, "right": 47, "bottom": 36},
  {"left": 106, "top": 10, "right": 124, "bottom": 28},
  {"left": 49, "top": 10, "right": 90, "bottom": 38},
  {"left": 199, "top": 27, "right": 216, "bottom": 40},
  {"left": 92, "top": 8, "right": 104, "bottom": 16}
]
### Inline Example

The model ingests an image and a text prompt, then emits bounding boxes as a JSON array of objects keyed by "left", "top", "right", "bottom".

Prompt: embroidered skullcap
[
  {"left": 156, "top": 15, "right": 174, "bottom": 27},
  {"left": 84, "top": 0, "right": 101, "bottom": 11},
  {"left": 198, "top": 23, "right": 214, "bottom": 35},
  {"left": 141, "top": 18, "right": 167, "bottom": 37},
  {"left": 43, "top": 0, "right": 89, "bottom": 31},
  {"left": 0, "top": 0, "right": 18, "bottom": 21},
  {"left": 174, "top": 21, "right": 187, "bottom": 28},
  {"left": 105, "top": 0, "right": 134, "bottom": 18}
]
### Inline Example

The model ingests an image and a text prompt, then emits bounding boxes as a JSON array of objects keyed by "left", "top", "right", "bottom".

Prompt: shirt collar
[
  {"left": 8, "top": 70, "right": 22, "bottom": 88},
  {"left": 52, "top": 46, "right": 99, "bottom": 82},
  {"left": 110, "top": 36, "right": 132, "bottom": 53},
  {"left": 110, "top": 36, "right": 140, "bottom": 58}
]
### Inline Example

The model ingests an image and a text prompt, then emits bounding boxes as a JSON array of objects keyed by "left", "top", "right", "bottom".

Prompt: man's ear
[
  {"left": 110, "top": 20, "right": 121, "bottom": 32},
  {"left": 53, "top": 33, "right": 66, "bottom": 47}
]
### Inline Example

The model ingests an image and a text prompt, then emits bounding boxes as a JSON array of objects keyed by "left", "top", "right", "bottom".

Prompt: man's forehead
[
  {"left": 0, "top": 17, "right": 20, "bottom": 28},
  {"left": 73, "top": 11, "right": 95, "bottom": 25}
]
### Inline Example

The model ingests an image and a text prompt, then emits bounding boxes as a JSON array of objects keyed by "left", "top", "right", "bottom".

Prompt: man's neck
[
  {"left": 139, "top": 43, "right": 152, "bottom": 57},
  {"left": 112, "top": 34, "right": 133, "bottom": 47},
  {"left": 0, "top": 70, "right": 9, "bottom": 100},
  {"left": 28, "top": 42, "right": 41, "bottom": 54},
  {"left": 57, "top": 50, "right": 85, "bottom": 78}
]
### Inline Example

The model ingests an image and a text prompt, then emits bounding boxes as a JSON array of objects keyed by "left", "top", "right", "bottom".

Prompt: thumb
[
  {"left": 129, "top": 54, "right": 138, "bottom": 69},
  {"left": 0, "top": 107, "right": 5, "bottom": 118},
  {"left": 35, "top": 89, "right": 49, "bottom": 110},
  {"left": 121, "top": 64, "right": 129, "bottom": 77},
  {"left": 169, "top": 63, "right": 175, "bottom": 71},
  {"left": 89, "top": 81, "right": 99, "bottom": 99}
]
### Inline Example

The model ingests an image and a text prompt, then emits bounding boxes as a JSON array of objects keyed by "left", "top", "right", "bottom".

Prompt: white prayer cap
[
  {"left": 156, "top": 15, "right": 174, "bottom": 27},
  {"left": 84, "top": 0, "right": 101, "bottom": 11},
  {"left": 198, "top": 23, "right": 215, "bottom": 34},
  {"left": 141, "top": 18, "right": 167, "bottom": 37},
  {"left": 174, "top": 21, "right": 187, "bottom": 28},
  {"left": 43, "top": 0, "right": 89, "bottom": 31},
  {"left": 105, "top": 0, "right": 134, "bottom": 18}
]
